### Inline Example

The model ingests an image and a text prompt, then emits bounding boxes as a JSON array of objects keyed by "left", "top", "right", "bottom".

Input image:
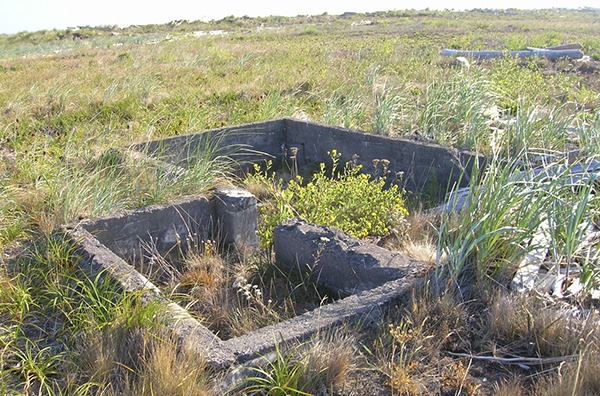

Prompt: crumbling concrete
[
  {"left": 219, "top": 275, "right": 419, "bottom": 390},
  {"left": 62, "top": 223, "right": 235, "bottom": 369},
  {"left": 274, "top": 218, "right": 428, "bottom": 296}
]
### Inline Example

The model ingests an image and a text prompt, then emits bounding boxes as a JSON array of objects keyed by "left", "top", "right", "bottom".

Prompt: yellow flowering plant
[{"left": 245, "top": 150, "right": 408, "bottom": 247}]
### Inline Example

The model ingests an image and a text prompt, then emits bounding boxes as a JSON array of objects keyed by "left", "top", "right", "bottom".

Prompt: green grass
[
  {"left": 437, "top": 154, "right": 600, "bottom": 285},
  {"left": 0, "top": 8, "right": 600, "bottom": 395}
]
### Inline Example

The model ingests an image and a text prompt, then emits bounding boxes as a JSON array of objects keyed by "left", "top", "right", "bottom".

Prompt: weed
[
  {"left": 115, "top": 331, "right": 214, "bottom": 396},
  {"left": 7, "top": 340, "right": 65, "bottom": 396},
  {"left": 240, "top": 331, "right": 355, "bottom": 396},
  {"left": 418, "top": 70, "right": 494, "bottom": 151},
  {"left": 246, "top": 150, "right": 409, "bottom": 247},
  {"left": 240, "top": 343, "right": 313, "bottom": 396},
  {"left": 301, "top": 330, "right": 356, "bottom": 393}
]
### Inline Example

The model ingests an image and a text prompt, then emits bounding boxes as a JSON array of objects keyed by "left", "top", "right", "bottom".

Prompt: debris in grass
[{"left": 441, "top": 44, "right": 584, "bottom": 60}]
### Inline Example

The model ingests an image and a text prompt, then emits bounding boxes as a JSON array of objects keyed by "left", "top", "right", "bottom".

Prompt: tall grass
[
  {"left": 0, "top": 181, "right": 30, "bottom": 246},
  {"left": 576, "top": 112, "right": 600, "bottom": 157},
  {"left": 0, "top": 233, "right": 191, "bottom": 394},
  {"left": 322, "top": 88, "right": 366, "bottom": 130},
  {"left": 437, "top": 154, "right": 599, "bottom": 291},
  {"left": 372, "top": 82, "right": 402, "bottom": 135},
  {"left": 19, "top": 131, "right": 235, "bottom": 233},
  {"left": 239, "top": 331, "right": 355, "bottom": 395},
  {"left": 418, "top": 70, "right": 495, "bottom": 151},
  {"left": 499, "top": 102, "right": 576, "bottom": 159}
]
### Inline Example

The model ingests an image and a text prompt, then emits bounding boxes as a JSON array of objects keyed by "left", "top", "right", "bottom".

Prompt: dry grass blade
[{"left": 447, "top": 352, "right": 576, "bottom": 366}]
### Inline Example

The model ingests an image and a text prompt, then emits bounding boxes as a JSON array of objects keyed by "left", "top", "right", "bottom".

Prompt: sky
[{"left": 0, "top": 0, "right": 597, "bottom": 35}]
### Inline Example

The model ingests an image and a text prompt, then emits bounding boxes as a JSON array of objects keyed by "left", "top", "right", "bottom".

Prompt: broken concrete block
[
  {"left": 273, "top": 218, "right": 427, "bottom": 296},
  {"left": 213, "top": 187, "right": 259, "bottom": 250}
]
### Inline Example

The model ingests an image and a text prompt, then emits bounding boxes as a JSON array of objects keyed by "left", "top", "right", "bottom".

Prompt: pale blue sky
[{"left": 0, "top": 0, "right": 597, "bottom": 35}]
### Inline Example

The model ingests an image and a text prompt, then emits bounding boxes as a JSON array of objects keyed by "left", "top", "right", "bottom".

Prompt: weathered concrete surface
[
  {"left": 273, "top": 218, "right": 428, "bottom": 296},
  {"left": 134, "top": 118, "right": 484, "bottom": 203},
  {"left": 213, "top": 187, "right": 259, "bottom": 250},
  {"left": 284, "top": 118, "right": 484, "bottom": 200},
  {"left": 78, "top": 195, "right": 214, "bottom": 263},
  {"left": 78, "top": 190, "right": 261, "bottom": 262},
  {"left": 221, "top": 276, "right": 413, "bottom": 362}
]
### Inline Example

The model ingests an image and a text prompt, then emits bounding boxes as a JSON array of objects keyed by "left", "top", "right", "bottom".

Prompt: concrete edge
[
  {"left": 218, "top": 275, "right": 417, "bottom": 391},
  {"left": 281, "top": 117, "right": 481, "bottom": 154},
  {"left": 59, "top": 224, "right": 237, "bottom": 370}
]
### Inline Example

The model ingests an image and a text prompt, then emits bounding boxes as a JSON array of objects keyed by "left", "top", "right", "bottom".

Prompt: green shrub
[{"left": 245, "top": 150, "right": 408, "bottom": 247}]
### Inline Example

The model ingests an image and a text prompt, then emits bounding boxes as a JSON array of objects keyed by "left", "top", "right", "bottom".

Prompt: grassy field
[{"left": 1, "top": 8, "right": 600, "bottom": 395}]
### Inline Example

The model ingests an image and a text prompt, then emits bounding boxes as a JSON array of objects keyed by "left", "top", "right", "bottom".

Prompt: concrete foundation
[
  {"left": 61, "top": 193, "right": 428, "bottom": 382},
  {"left": 63, "top": 214, "right": 426, "bottom": 373},
  {"left": 59, "top": 118, "right": 460, "bottom": 386}
]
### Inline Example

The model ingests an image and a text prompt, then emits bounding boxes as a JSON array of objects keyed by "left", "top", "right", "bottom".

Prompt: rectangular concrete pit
[
  {"left": 135, "top": 118, "right": 485, "bottom": 202},
  {"left": 61, "top": 193, "right": 429, "bottom": 387}
]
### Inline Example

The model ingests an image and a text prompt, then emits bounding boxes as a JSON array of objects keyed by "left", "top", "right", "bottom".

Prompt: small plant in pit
[
  {"left": 386, "top": 321, "right": 423, "bottom": 395},
  {"left": 240, "top": 343, "right": 313, "bottom": 396},
  {"left": 245, "top": 150, "right": 409, "bottom": 247}
]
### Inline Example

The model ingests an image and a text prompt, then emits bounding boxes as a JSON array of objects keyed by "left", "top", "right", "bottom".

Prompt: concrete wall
[
  {"left": 283, "top": 118, "right": 484, "bottom": 199},
  {"left": 273, "top": 218, "right": 426, "bottom": 296},
  {"left": 79, "top": 195, "right": 214, "bottom": 263},
  {"left": 78, "top": 189, "right": 259, "bottom": 264},
  {"left": 134, "top": 118, "right": 484, "bottom": 202},
  {"left": 133, "top": 119, "right": 286, "bottom": 170}
]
